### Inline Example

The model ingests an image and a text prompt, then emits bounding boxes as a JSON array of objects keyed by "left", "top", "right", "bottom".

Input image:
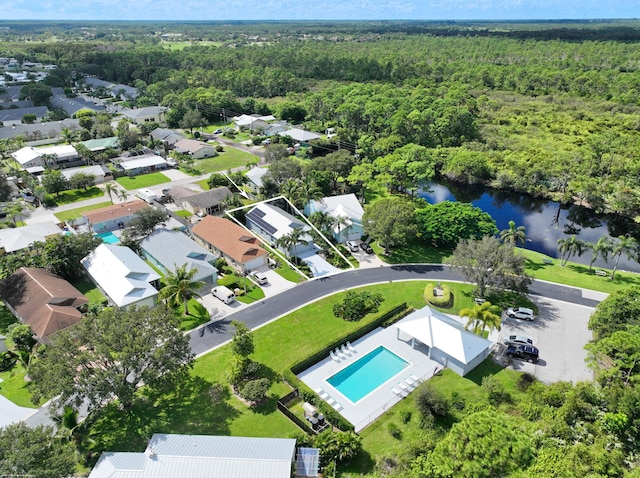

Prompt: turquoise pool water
[
  {"left": 327, "top": 346, "right": 409, "bottom": 403},
  {"left": 96, "top": 231, "right": 120, "bottom": 245}
]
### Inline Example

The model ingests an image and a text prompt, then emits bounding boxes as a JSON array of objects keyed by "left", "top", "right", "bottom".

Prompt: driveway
[
  {"left": 497, "top": 296, "right": 594, "bottom": 383},
  {"left": 197, "top": 290, "right": 249, "bottom": 323},
  {"left": 249, "top": 267, "right": 298, "bottom": 298},
  {"left": 299, "top": 250, "right": 341, "bottom": 277},
  {"left": 0, "top": 393, "right": 36, "bottom": 427},
  {"left": 349, "top": 249, "right": 386, "bottom": 269}
]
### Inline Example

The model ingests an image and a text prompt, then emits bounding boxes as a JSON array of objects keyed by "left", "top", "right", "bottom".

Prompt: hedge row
[{"left": 424, "top": 283, "right": 452, "bottom": 308}]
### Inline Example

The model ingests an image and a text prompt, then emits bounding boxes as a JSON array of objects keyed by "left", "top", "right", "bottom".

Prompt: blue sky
[{"left": 0, "top": 0, "right": 638, "bottom": 21}]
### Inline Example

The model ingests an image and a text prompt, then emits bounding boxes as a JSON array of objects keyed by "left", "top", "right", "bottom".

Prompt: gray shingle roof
[{"left": 182, "top": 187, "right": 232, "bottom": 209}]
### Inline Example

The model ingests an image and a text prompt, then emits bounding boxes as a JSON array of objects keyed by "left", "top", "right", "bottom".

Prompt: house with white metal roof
[
  {"left": 88, "top": 434, "right": 300, "bottom": 478},
  {"left": 60, "top": 164, "right": 113, "bottom": 184},
  {"left": 121, "top": 106, "right": 168, "bottom": 125},
  {"left": 245, "top": 166, "right": 268, "bottom": 190},
  {"left": 81, "top": 244, "right": 160, "bottom": 309},
  {"left": 395, "top": 305, "right": 493, "bottom": 376},
  {"left": 278, "top": 128, "right": 321, "bottom": 143},
  {"left": 113, "top": 154, "right": 168, "bottom": 176},
  {"left": 140, "top": 229, "right": 217, "bottom": 291},
  {"left": 0, "top": 221, "right": 62, "bottom": 254},
  {"left": 11, "top": 144, "right": 81, "bottom": 170},
  {"left": 306, "top": 193, "right": 364, "bottom": 243}
]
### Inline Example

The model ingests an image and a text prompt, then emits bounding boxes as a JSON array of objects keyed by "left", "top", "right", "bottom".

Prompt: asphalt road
[{"left": 188, "top": 264, "right": 604, "bottom": 356}]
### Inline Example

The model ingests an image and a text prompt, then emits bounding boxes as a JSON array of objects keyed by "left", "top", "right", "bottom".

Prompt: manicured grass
[
  {"left": 217, "top": 275, "right": 266, "bottom": 304},
  {"left": 196, "top": 179, "right": 210, "bottom": 191},
  {"left": 519, "top": 248, "right": 640, "bottom": 294},
  {"left": 176, "top": 299, "right": 211, "bottom": 331},
  {"left": 0, "top": 363, "right": 40, "bottom": 408},
  {"left": 70, "top": 276, "right": 106, "bottom": 305},
  {"left": 46, "top": 186, "right": 104, "bottom": 206},
  {"left": 190, "top": 149, "right": 257, "bottom": 174},
  {"left": 116, "top": 172, "right": 172, "bottom": 190},
  {"left": 54, "top": 201, "right": 112, "bottom": 222},
  {"left": 374, "top": 239, "right": 453, "bottom": 265},
  {"left": 173, "top": 209, "right": 193, "bottom": 218}
]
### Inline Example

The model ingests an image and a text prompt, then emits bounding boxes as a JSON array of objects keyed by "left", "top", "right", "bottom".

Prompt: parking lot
[{"left": 496, "top": 296, "right": 595, "bottom": 383}]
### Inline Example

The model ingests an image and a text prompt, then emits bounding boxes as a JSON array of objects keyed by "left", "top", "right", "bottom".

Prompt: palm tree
[
  {"left": 104, "top": 182, "right": 117, "bottom": 204},
  {"left": 586, "top": 236, "right": 612, "bottom": 272},
  {"left": 280, "top": 179, "right": 301, "bottom": 206},
  {"left": 295, "top": 180, "right": 323, "bottom": 209},
  {"left": 60, "top": 127, "right": 78, "bottom": 145},
  {"left": 332, "top": 215, "right": 350, "bottom": 244},
  {"left": 610, "top": 235, "right": 638, "bottom": 280},
  {"left": 308, "top": 211, "right": 334, "bottom": 238},
  {"left": 459, "top": 301, "right": 502, "bottom": 336},
  {"left": 500, "top": 220, "right": 527, "bottom": 247},
  {"left": 557, "top": 235, "right": 586, "bottom": 266},
  {"left": 159, "top": 263, "right": 205, "bottom": 316},
  {"left": 5, "top": 199, "right": 25, "bottom": 225},
  {"left": 116, "top": 188, "right": 129, "bottom": 203},
  {"left": 276, "top": 226, "right": 309, "bottom": 260}
]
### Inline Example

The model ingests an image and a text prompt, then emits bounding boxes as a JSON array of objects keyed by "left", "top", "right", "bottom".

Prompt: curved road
[{"left": 189, "top": 264, "right": 602, "bottom": 356}]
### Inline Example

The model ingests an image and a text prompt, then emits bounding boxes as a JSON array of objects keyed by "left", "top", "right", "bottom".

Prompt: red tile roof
[
  {"left": 82, "top": 199, "right": 149, "bottom": 225},
  {"left": 192, "top": 216, "right": 267, "bottom": 265}
]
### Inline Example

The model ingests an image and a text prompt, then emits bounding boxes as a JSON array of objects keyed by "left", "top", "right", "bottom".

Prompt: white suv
[
  {"left": 345, "top": 241, "right": 359, "bottom": 252},
  {"left": 506, "top": 307, "right": 535, "bottom": 321}
]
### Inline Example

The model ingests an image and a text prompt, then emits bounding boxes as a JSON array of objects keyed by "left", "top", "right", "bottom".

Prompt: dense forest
[{"left": 7, "top": 20, "right": 639, "bottom": 221}]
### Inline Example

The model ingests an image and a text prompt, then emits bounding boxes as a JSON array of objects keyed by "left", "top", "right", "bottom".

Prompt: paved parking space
[
  {"left": 299, "top": 250, "right": 341, "bottom": 277},
  {"left": 349, "top": 249, "right": 386, "bottom": 268},
  {"left": 198, "top": 291, "right": 249, "bottom": 321},
  {"left": 250, "top": 268, "right": 298, "bottom": 298},
  {"left": 497, "top": 296, "right": 594, "bottom": 383}
]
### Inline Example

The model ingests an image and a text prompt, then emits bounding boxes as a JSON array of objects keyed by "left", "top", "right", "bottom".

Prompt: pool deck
[{"left": 298, "top": 325, "right": 440, "bottom": 432}]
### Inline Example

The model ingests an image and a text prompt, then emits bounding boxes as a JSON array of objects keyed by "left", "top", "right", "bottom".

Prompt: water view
[{"left": 419, "top": 181, "right": 640, "bottom": 274}]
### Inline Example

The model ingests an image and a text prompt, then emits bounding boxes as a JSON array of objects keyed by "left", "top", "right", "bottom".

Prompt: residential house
[
  {"left": 50, "top": 87, "right": 105, "bottom": 116},
  {"left": 0, "top": 221, "right": 62, "bottom": 255},
  {"left": 82, "top": 200, "right": 149, "bottom": 233},
  {"left": 192, "top": 216, "right": 268, "bottom": 272},
  {"left": 81, "top": 244, "right": 160, "bottom": 309},
  {"left": 11, "top": 144, "right": 82, "bottom": 171},
  {"left": 60, "top": 165, "right": 113, "bottom": 184},
  {"left": 245, "top": 166, "right": 268, "bottom": 191},
  {"left": 88, "top": 434, "right": 301, "bottom": 478},
  {"left": 140, "top": 229, "right": 218, "bottom": 291},
  {"left": 174, "top": 138, "right": 217, "bottom": 159},
  {"left": 0, "top": 267, "right": 88, "bottom": 342},
  {"left": 395, "top": 305, "right": 493, "bottom": 377},
  {"left": 79, "top": 136, "right": 120, "bottom": 153},
  {"left": 263, "top": 120, "right": 288, "bottom": 137},
  {"left": 150, "top": 127, "right": 186, "bottom": 146},
  {"left": 82, "top": 77, "right": 138, "bottom": 100},
  {"left": 245, "top": 202, "right": 315, "bottom": 257},
  {"left": 121, "top": 106, "right": 168, "bottom": 125},
  {"left": 174, "top": 187, "right": 232, "bottom": 217},
  {"left": 233, "top": 114, "right": 275, "bottom": 132},
  {"left": 0, "top": 106, "right": 49, "bottom": 126},
  {"left": 0, "top": 118, "right": 82, "bottom": 141},
  {"left": 306, "top": 193, "right": 364, "bottom": 243},
  {"left": 112, "top": 154, "right": 168, "bottom": 176},
  {"left": 278, "top": 128, "right": 321, "bottom": 143}
]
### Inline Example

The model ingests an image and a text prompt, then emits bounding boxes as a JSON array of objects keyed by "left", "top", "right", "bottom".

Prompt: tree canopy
[
  {"left": 362, "top": 197, "right": 416, "bottom": 253},
  {"left": 29, "top": 305, "right": 193, "bottom": 412}
]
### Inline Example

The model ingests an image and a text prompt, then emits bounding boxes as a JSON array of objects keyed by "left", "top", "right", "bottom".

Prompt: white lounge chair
[
  {"left": 346, "top": 341, "right": 356, "bottom": 353},
  {"left": 326, "top": 396, "right": 337, "bottom": 407},
  {"left": 335, "top": 347, "right": 347, "bottom": 360},
  {"left": 391, "top": 386, "right": 404, "bottom": 396},
  {"left": 332, "top": 401, "right": 343, "bottom": 411},
  {"left": 340, "top": 344, "right": 352, "bottom": 356},
  {"left": 410, "top": 373, "right": 421, "bottom": 383},
  {"left": 330, "top": 351, "right": 341, "bottom": 362},
  {"left": 315, "top": 387, "right": 330, "bottom": 400},
  {"left": 405, "top": 377, "right": 417, "bottom": 388},
  {"left": 398, "top": 382, "right": 410, "bottom": 393}
]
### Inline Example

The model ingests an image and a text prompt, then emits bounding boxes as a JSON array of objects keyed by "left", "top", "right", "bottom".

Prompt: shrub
[
  {"left": 399, "top": 410, "right": 412, "bottom": 423},
  {"left": 388, "top": 422, "right": 402, "bottom": 439},
  {"left": 240, "top": 378, "right": 270, "bottom": 403},
  {"left": 424, "top": 282, "right": 452, "bottom": 308},
  {"left": 216, "top": 145, "right": 224, "bottom": 152},
  {"left": 214, "top": 257, "right": 228, "bottom": 270},
  {"left": 415, "top": 383, "right": 449, "bottom": 425},
  {"left": 450, "top": 391, "right": 466, "bottom": 410},
  {"left": 482, "top": 375, "right": 512, "bottom": 405},
  {"left": 333, "top": 291, "right": 385, "bottom": 322},
  {"left": 517, "top": 372, "right": 537, "bottom": 391}
]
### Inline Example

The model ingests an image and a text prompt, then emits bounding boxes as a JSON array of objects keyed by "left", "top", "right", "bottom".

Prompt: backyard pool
[
  {"left": 327, "top": 346, "right": 409, "bottom": 403},
  {"left": 96, "top": 231, "right": 120, "bottom": 245}
]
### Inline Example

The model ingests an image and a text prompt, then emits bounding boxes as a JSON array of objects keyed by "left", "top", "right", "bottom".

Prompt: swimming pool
[
  {"left": 96, "top": 231, "right": 120, "bottom": 245},
  {"left": 327, "top": 346, "right": 409, "bottom": 403}
]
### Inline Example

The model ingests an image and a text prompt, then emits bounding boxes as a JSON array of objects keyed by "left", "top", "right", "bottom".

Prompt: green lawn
[
  {"left": 173, "top": 209, "right": 193, "bottom": 218},
  {"left": 46, "top": 186, "right": 105, "bottom": 206},
  {"left": 196, "top": 179, "right": 210, "bottom": 191},
  {"left": 190, "top": 149, "right": 257, "bottom": 174},
  {"left": 518, "top": 248, "right": 640, "bottom": 294},
  {"left": 373, "top": 239, "right": 453, "bottom": 265},
  {"left": 0, "top": 363, "right": 40, "bottom": 408},
  {"left": 54, "top": 201, "right": 112, "bottom": 222},
  {"left": 116, "top": 172, "right": 172, "bottom": 190},
  {"left": 70, "top": 276, "right": 106, "bottom": 305}
]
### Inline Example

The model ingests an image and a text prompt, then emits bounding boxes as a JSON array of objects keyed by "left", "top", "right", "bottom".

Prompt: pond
[{"left": 418, "top": 180, "right": 640, "bottom": 273}]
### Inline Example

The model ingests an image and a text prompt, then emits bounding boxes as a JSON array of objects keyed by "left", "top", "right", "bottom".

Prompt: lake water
[{"left": 418, "top": 181, "right": 640, "bottom": 273}]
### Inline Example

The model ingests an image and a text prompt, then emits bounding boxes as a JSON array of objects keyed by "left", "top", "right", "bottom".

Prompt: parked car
[
  {"left": 506, "top": 344, "right": 539, "bottom": 363},
  {"left": 213, "top": 128, "right": 222, "bottom": 134},
  {"left": 359, "top": 242, "right": 373, "bottom": 254},
  {"left": 252, "top": 271, "right": 268, "bottom": 285},
  {"left": 504, "top": 335, "right": 534, "bottom": 346},
  {"left": 506, "top": 306, "right": 535, "bottom": 321},
  {"left": 345, "top": 240, "right": 359, "bottom": 252}
]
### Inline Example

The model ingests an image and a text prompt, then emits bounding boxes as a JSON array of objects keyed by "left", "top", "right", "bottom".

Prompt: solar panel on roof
[
  {"left": 295, "top": 447, "right": 319, "bottom": 477},
  {"left": 247, "top": 209, "right": 277, "bottom": 235}
]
